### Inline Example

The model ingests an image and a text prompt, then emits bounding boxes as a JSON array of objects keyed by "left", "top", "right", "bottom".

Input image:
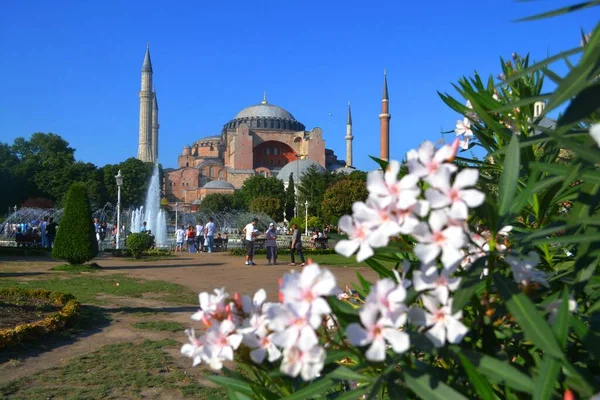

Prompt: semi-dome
[
  {"left": 333, "top": 166, "right": 356, "bottom": 175},
  {"left": 277, "top": 159, "right": 326, "bottom": 183},
  {"left": 223, "top": 96, "right": 305, "bottom": 132},
  {"left": 203, "top": 180, "right": 235, "bottom": 189}
]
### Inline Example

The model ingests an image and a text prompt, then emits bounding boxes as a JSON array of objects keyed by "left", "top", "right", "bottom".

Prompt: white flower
[
  {"left": 202, "top": 320, "right": 243, "bottom": 370},
  {"left": 364, "top": 277, "right": 408, "bottom": 326},
  {"left": 181, "top": 328, "right": 205, "bottom": 367},
  {"left": 280, "top": 345, "right": 326, "bottom": 381},
  {"left": 413, "top": 265, "right": 461, "bottom": 304},
  {"left": 409, "top": 295, "right": 468, "bottom": 347},
  {"left": 279, "top": 263, "right": 337, "bottom": 317},
  {"left": 425, "top": 168, "right": 485, "bottom": 219},
  {"left": 346, "top": 304, "right": 409, "bottom": 361},
  {"left": 505, "top": 252, "right": 549, "bottom": 288},
  {"left": 243, "top": 332, "right": 281, "bottom": 364},
  {"left": 367, "top": 160, "right": 420, "bottom": 209},
  {"left": 459, "top": 137, "right": 471, "bottom": 150},
  {"left": 590, "top": 123, "right": 600, "bottom": 147},
  {"left": 396, "top": 200, "right": 429, "bottom": 235},
  {"left": 268, "top": 303, "right": 320, "bottom": 351},
  {"left": 191, "top": 287, "right": 230, "bottom": 324},
  {"left": 406, "top": 141, "right": 458, "bottom": 181},
  {"left": 465, "top": 100, "right": 478, "bottom": 121},
  {"left": 455, "top": 118, "right": 473, "bottom": 137},
  {"left": 242, "top": 288, "right": 267, "bottom": 315},
  {"left": 413, "top": 210, "right": 466, "bottom": 268},
  {"left": 335, "top": 215, "right": 376, "bottom": 262},
  {"left": 355, "top": 200, "right": 402, "bottom": 247},
  {"left": 544, "top": 297, "right": 577, "bottom": 324}
]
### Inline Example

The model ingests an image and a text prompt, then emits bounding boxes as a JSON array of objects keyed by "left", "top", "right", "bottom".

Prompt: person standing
[
  {"left": 40, "top": 216, "right": 48, "bottom": 248},
  {"left": 46, "top": 217, "right": 58, "bottom": 249},
  {"left": 186, "top": 225, "right": 196, "bottom": 253},
  {"left": 140, "top": 221, "right": 147, "bottom": 233},
  {"left": 204, "top": 217, "right": 215, "bottom": 253},
  {"left": 265, "top": 222, "right": 278, "bottom": 265},
  {"left": 243, "top": 218, "right": 258, "bottom": 266},
  {"left": 195, "top": 220, "right": 204, "bottom": 253},
  {"left": 289, "top": 223, "right": 305, "bottom": 267},
  {"left": 175, "top": 225, "right": 185, "bottom": 252}
]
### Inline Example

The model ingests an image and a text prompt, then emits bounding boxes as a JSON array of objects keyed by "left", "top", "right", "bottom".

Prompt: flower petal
[
  {"left": 453, "top": 168, "right": 479, "bottom": 189},
  {"left": 335, "top": 239, "right": 359, "bottom": 257},
  {"left": 382, "top": 329, "right": 410, "bottom": 354},
  {"left": 426, "top": 322, "right": 446, "bottom": 348},
  {"left": 346, "top": 323, "right": 371, "bottom": 346},
  {"left": 445, "top": 317, "right": 468, "bottom": 344},
  {"left": 365, "top": 337, "right": 387, "bottom": 362},
  {"left": 460, "top": 189, "right": 485, "bottom": 207}
]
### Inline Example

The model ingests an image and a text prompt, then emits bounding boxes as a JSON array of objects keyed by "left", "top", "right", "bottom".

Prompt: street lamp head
[
  {"left": 305, "top": 200, "right": 308, "bottom": 207},
  {"left": 115, "top": 170, "right": 124, "bottom": 187}
]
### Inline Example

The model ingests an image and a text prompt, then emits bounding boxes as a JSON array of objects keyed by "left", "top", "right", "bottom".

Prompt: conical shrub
[{"left": 52, "top": 183, "right": 98, "bottom": 264}]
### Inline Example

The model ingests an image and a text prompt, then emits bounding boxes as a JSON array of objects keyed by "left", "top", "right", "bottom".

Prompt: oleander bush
[
  {"left": 176, "top": 4, "right": 600, "bottom": 399},
  {"left": 125, "top": 233, "right": 153, "bottom": 259},
  {"left": 52, "top": 183, "right": 98, "bottom": 264}
]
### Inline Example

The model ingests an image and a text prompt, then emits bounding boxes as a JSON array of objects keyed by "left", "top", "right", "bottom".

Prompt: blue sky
[{"left": 0, "top": 0, "right": 595, "bottom": 171}]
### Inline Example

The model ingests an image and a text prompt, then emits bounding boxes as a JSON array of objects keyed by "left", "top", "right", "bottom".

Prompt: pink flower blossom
[
  {"left": 412, "top": 265, "right": 461, "bottom": 304},
  {"left": 409, "top": 295, "right": 468, "bottom": 348},
  {"left": 367, "top": 160, "right": 420, "bottom": 210},
  {"left": 202, "top": 320, "right": 243, "bottom": 370},
  {"left": 406, "top": 141, "right": 458, "bottom": 184},
  {"left": 413, "top": 210, "right": 465, "bottom": 268},
  {"left": 280, "top": 345, "right": 326, "bottom": 380},
  {"left": 425, "top": 168, "right": 485, "bottom": 220}
]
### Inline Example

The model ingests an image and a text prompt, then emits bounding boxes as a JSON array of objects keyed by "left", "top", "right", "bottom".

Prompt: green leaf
[
  {"left": 516, "top": 0, "right": 600, "bottom": 22},
  {"left": 227, "top": 389, "right": 252, "bottom": 400},
  {"left": 365, "top": 257, "right": 395, "bottom": 279},
  {"left": 452, "top": 257, "right": 487, "bottom": 313},
  {"left": 456, "top": 353, "right": 498, "bottom": 399},
  {"left": 330, "top": 366, "right": 373, "bottom": 382},
  {"left": 492, "top": 274, "right": 564, "bottom": 359},
  {"left": 356, "top": 271, "right": 372, "bottom": 293},
  {"left": 206, "top": 376, "right": 253, "bottom": 396},
  {"left": 533, "top": 358, "right": 560, "bottom": 400},
  {"left": 459, "top": 349, "right": 535, "bottom": 394},
  {"left": 333, "top": 385, "right": 372, "bottom": 400},
  {"left": 280, "top": 375, "right": 335, "bottom": 400},
  {"left": 326, "top": 297, "right": 360, "bottom": 329},
  {"left": 559, "top": 82, "right": 600, "bottom": 125},
  {"left": 498, "top": 135, "right": 520, "bottom": 217},
  {"left": 403, "top": 370, "right": 469, "bottom": 400},
  {"left": 387, "top": 380, "right": 409, "bottom": 399}
]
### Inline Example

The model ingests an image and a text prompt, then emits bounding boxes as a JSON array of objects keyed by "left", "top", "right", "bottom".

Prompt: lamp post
[
  {"left": 304, "top": 200, "right": 309, "bottom": 236},
  {"left": 115, "top": 170, "right": 123, "bottom": 249},
  {"left": 293, "top": 152, "right": 306, "bottom": 218},
  {"left": 175, "top": 202, "right": 178, "bottom": 231}
]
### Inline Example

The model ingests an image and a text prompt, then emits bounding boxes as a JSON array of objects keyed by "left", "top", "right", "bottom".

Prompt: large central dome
[{"left": 223, "top": 96, "right": 305, "bottom": 132}]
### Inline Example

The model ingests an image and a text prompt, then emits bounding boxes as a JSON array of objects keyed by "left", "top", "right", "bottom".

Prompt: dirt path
[{"left": 0, "top": 252, "right": 378, "bottom": 386}]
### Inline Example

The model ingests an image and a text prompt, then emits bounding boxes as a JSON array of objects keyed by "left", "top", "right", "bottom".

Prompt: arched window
[
  {"left": 209, "top": 166, "right": 214, "bottom": 178},
  {"left": 186, "top": 162, "right": 189, "bottom": 167}
]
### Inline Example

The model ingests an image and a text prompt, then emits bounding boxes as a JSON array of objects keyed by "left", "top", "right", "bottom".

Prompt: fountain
[{"left": 129, "top": 163, "right": 167, "bottom": 247}]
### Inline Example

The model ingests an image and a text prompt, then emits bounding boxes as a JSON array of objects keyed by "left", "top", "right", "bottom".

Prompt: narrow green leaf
[
  {"left": 459, "top": 349, "right": 535, "bottom": 393},
  {"left": 280, "top": 375, "right": 334, "bottom": 400},
  {"left": 206, "top": 376, "right": 253, "bottom": 395},
  {"left": 330, "top": 366, "right": 373, "bottom": 382},
  {"left": 333, "top": 385, "right": 372, "bottom": 400},
  {"left": 365, "top": 257, "right": 395, "bottom": 279},
  {"left": 452, "top": 257, "right": 487, "bottom": 313},
  {"left": 492, "top": 274, "right": 564, "bottom": 359},
  {"left": 387, "top": 380, "right": 409, "bottom": 399},
  {"left": 228, "top": 389, "right": 252, "bottom": 400},
  {"left": 533, "top": 358, "right": 560, "bottom": 400},
  {"left": 498, "top": 135, "right": 520, "bottom": 217},
  {"left": 457, "top": 353, "right": 498, "bottom": 399},
  {"left": 516, "top": 0, "right": 600, "bottom": 22},
  {"left": 559, "top": 82, "right": 600, "bottom": 125},
  {"left": 403, "top": 370, "right": 469, "bottom": 400},
  {"left": 356, "top": 271, "right": 372, "bottom": 293}
]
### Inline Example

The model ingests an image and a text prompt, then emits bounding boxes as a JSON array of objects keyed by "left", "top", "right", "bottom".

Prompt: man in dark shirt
[
  {"left": 45, "top": 217, "right": 58, "bottom": 249},
  {"left": 289, "top": 223, "right": 305, "bottom": 267}
]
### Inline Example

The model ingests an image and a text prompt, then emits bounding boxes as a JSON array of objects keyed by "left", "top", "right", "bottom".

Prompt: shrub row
[
  {"left": 0, "top": 288, "right": 81, "bottom": 349},
  {"left": 103, "top": 248, "right": 173, "bottom": 257},
  {"left": 228, "top": 248, "right": 337, "bottom": 256}
]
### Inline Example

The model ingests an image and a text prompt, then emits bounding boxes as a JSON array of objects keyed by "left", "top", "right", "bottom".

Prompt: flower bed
[{"left": 0, "top": 288, "right": 80, "bottom": 349}]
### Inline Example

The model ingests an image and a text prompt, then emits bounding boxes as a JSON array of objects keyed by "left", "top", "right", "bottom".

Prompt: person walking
[
  {"left": 46, "top": 217, "right": 58, "bottom": 249},
  {"left": 289, "top": 223, "right": 305, "bottom": 267},
  {"left": 204, "top": 217, "right": 215, "bottom": 253},
  {"left": 265, "top": 222, "right": 278, "bottom": 265},
  {"left": 195, "top": 220, "right": 204, "bottom": 253},
  {"left": 175, "top": 225, "right": 185, "bottom": 252},
  {"left": 243, "top": 218, "right": 258, "bottom": 266},
  {"left": 186, "top": 225, "right": 196, "bottom": 253},
  {"left": 40, "top": 216, "right": 48, "bottom": 248}
]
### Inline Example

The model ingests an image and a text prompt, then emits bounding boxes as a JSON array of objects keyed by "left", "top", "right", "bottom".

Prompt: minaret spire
[
  {"left": 379, "top": 69, "right": 391, "bottom": 161},
  {"left": 152, "top": 87, "right": 159, "bottom": 162},
  {"left": 137, "top": 44, "right": 154, "bottom": 162},
  {"left": 345, "top": 101, "right": 354, "bottom": 167},
  {"left": 262, "top": 91, "right": 268, "bottom": 104}
]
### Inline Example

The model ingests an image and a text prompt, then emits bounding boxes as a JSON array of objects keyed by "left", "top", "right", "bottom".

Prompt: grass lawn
[
  {"left": 50, "top": 263, "right": 102, "bottom": 273},
  {"left": 133, "top": 320, "right": 186, "bottom": 332},
  {"left": 0, "top": 274, "right": 196, "bottom": 305},
  {"left": 0, "top": 339, "right": 226, "bottom": 399}
]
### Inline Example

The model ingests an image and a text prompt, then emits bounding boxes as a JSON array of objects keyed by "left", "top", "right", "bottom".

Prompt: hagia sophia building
[{"left": 136, "top": 46, "right": 391, "bottom": 210}]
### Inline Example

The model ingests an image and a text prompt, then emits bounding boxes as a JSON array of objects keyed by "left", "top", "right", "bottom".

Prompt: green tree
[
  {"left": 249, "top": 197, "right": 284, "bottom": 222},
  {"left": 198, "top": 193, "right": 235, "bottom": 213},
  {"left": 240, "top": 175, "right": 285, "bottom": 207},
  {"left": 298, "top": 166, "right": 328, "bottom": 217},
  {"left": 52, "top": 183, "right": 98, "bottom": 264},
  {"left": 102, "top": 158, "right": 154, "bottom": 208},
  {"left": 285, "top": 175, "right": 296, "bottom": 221},
  {"left": 321, "top": 179, "right": 369, "bottom": 223},
  {"left": 0, "top": 142, "right": 21, "bottom": 212}
]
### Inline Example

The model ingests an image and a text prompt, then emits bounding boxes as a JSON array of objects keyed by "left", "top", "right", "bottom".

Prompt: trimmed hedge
[
  {"left": 126, "top": 233, "right": 153, "bottom": 259},
  {"left": 52, "top": 183, "right": 98, "bottom": 264},
  {"left": 102, "top": 248, "right": 173, "bottom": 258},
  {"left": 0, "top": 288, "right": 80, "bottom": 349}
]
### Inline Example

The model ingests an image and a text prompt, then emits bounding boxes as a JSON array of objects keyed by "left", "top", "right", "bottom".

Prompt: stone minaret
[
  {"left": 379, "top": 69, "right": 391, "bottom": 161},
  {"left": 345, "top": 102, "right": 353, "bottom": 167},
  {"left": 137, "top": 44, "right": 154, "bottom": 162},
  {"left": 152, "top": 86, "right": 159, "bottom": 161}
]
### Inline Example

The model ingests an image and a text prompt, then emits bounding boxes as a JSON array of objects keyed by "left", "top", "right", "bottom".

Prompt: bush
[
  {"left": 52, "top": 183, "right": 98, "bottom": 264},
  {"left": 126, "top": 233, "right": 153, "bottom": 259},
  {"left": 288, "top": 217, "right": 304, "bottom": 231},
  {"left": 307, "top": 216, "right": 323, "bottom": 231},
  {"left": 249, "top": 197, "right": 283, "bottom": 222}
]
